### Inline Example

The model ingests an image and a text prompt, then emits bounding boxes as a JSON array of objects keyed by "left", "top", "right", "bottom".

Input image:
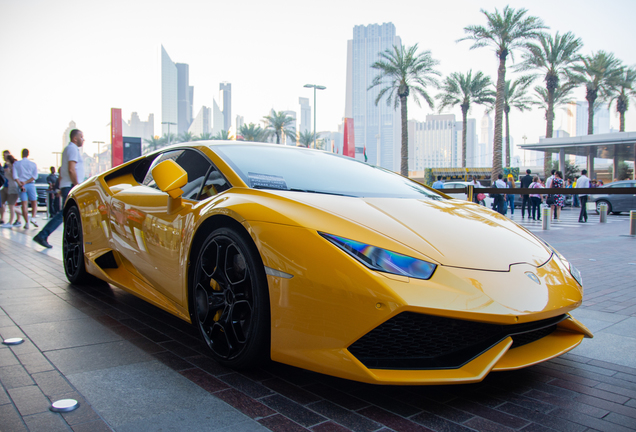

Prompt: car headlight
[
  {"left": 569, "top": 263, "right": 583, "bottom": 287},
  {"left": 540, "top": 240, "right": 582, "bottom": 287},
  {"left": 320, "top": 232, "right": 437, "bottom": 280}
]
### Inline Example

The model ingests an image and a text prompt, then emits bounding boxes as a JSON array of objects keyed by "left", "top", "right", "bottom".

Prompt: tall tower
[
  {"left": 299, "top": 97, "right": 311, "bottom": 134},
  {"left": 219, "top": 83, "right": 232, "bottom": 132},
  {"left": 347, "top": 23, "right": 401, "bottom": 171},
  {"left": 176, "top": 63, "right": 193, "bottom": 135},
  {"left": 161, "top": 45, "right": 178, "bottom": 136}
]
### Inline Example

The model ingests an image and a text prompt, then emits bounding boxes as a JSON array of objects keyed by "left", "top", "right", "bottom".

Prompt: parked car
[
  {"left": 34, "top": 173, "right": 50, "bottom": 208},
  {"left": 589, "top": 180, "right": 636, "bottom": 214},
  {"left": 62, "top": 142, "right": 591, "bottom": 385},
  {"left": 442, "top": 181, "right": 494, "bottom": 208}
]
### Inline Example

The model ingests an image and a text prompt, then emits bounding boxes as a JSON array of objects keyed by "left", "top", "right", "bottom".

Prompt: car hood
[{"left": 257, "top": 192, "right": 551, "bottom": 272}]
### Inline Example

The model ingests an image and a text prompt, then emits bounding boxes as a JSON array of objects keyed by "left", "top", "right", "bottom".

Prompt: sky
[{"left": 1, "top": 0, "right": 635, "bottom": 170}]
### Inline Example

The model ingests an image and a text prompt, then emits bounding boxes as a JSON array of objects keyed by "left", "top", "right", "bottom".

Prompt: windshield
[{"left": 211, "top": 144, "right": 441, "bottom": 199}]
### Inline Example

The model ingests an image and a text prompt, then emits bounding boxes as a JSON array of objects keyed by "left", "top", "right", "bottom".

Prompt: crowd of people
[
  {"left": 464, "top": 168, "right": 600, "bottom": 223},
  {"left": 0, "top": 149, "right": 60, "bottom": 229},
  {"left": 0, "top": 130, "right": 83, "bottom": 248}
]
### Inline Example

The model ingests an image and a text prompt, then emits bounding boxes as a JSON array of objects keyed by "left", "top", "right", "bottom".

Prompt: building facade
[
  {"left": 176, "top": 63, "right": 193, "bottom": 135},
  {"left": 346, "top": 23, "right": 402, "bottom": 171},
  {"left": 188, "top": 106, "right": 211, "bottom": 137},
  {"left": 299, "top": 97, "right": 310, "bottom": 134},
  {"left": 220, "top": 83, "right": 231, "bottom": 132},
  {"left": 283, "top": 110, "right": 297, "bottom": 146},
  {"left": 123, "top": 112, "right": 154, "bottom": 142},
  {"left": 161, "top": 45, "right": 178, "bottom": 136}
]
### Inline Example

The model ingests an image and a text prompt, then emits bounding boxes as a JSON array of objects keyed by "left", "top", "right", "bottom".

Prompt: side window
[
  {"left": 142, "top": 149, "right": 224, "bottom": 201},
  {"left": 199, "top": 167, "right": 231, "bottom": 200}
]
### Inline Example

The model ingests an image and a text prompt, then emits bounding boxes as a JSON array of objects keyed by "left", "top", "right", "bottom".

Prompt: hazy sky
[{"left": 1, "top": 0, "right": 635, "bottom": 169}]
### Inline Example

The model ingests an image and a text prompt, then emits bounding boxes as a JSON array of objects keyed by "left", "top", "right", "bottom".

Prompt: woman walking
[
  {"left": 529, "top": 176, "right": 543, "bottom": 221},
  {"left": 506, "top": 174, "right": 516, "bottom": 216},
  {"left": 0, "top": 155, "right": 20, "bottom": 228},
  {"left": 553, "top": 171, "right": 566, "bottom": 221}
]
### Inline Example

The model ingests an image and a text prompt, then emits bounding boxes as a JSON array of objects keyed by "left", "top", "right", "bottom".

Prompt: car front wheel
[
  {"left": 595, "top": 200, "right": 612, "bottom": 215},
  {"left": 192, "top": 227, "right": 270, "bottom": 369},
  {"left": 63, "top": 206, "right": 92, "bottom": 284}
]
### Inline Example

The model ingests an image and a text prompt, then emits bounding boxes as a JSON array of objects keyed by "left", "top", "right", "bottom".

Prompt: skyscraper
[
  {"left": 346, "top": 23, "right": 401, "bottom": 171},
  {"left": 299, "top": 97, "right": 311, "bottom": 134},
  {"left": 212, "top": 99, "right": 224, "bottom": 135},
  {"left": 176, "top": 63, "right": 193, "bottom": 135},
  {"left": 219, "top": 83, "right": 231, "bottom": 132},
  {"left": 567, "top": 101, "right": 611, "bottom": 136},
  {"left": 283, "top": 110, "right": 297, "bottom": 145},
  {"left": 408, "top": 114, "right": 464, "bottom": 170},
  {"left": 188, "top": 106, "right": 211, "bottom": 137},
  {"left": 161, "top": 45, "right": 178, "bottom": 136}
]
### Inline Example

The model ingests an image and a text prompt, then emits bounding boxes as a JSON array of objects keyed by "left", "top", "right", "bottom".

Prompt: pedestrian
[
  {"left": 432, "top": 175, "right": 444, "bottom": 190},
  {"left": 572, "top": 176, "right": 580, "bottom": 208},
  {"left": 33, "top": 129, "right": 85, "bottom": 248},
  {"left": 576, "top": 169, "right": 590, "bottom": 223},
  {"left": 469, "top": 176, "right": 485, "bottom": 205},
  {"left": 1, "top": 153, "right": 21, "bottom": 227},
  {"left": 520, "top": 169, "right": 533, "bottom": 218},
  {"left": 529, "top": 176, "right": 543, "bottom": 221},
  {"left": 46, "top": 166, "right": 60, "bottom": 216},
  {"left": 12, "top": 148, "right": 38, "bottom": 229},
  {"left": 493, "top": 173, "right": 507, "bottom": 215},
  {"left": 552, "top": 171, "right": 565, "bottom": 221},
  {"left": 506, "top": 174, "right": 516, "bottom": 216}
]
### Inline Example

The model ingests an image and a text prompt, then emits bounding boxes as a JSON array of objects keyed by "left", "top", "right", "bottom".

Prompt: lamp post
[
  {"left": 303, "top": 84, "right": 326, "bottom": 149},
  {"left": 161, "top": 121, "right": 176, "bottom": 146}
]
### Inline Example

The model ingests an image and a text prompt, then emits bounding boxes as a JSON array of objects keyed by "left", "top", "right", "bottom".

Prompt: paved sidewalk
[{"left": 1, "top": 209, "right": 635, "bottom": 431}]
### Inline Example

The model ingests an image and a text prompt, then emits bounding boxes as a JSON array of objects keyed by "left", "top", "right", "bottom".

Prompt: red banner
[
  {"left": 343, "top": 118, "right": 355, "bottom": 158},
  {"left": 111, "top": 108, "right": 123, "bottom": 167}
]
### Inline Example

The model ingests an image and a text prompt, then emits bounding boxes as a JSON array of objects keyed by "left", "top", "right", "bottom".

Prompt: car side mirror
[{"left": 151, "top": 160, "right": 187, "bottom": 214}]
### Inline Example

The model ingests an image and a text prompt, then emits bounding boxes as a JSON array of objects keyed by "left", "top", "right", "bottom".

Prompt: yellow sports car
[{"left": 63, "top": 141, "right": 592, "bottom": 385}]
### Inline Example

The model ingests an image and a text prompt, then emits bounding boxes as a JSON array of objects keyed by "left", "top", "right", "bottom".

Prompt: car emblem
[{"left": 525, "top": 272, "right": 540, "bottom": 285}]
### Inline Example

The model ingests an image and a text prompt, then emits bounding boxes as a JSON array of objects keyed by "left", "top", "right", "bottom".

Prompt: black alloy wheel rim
[
  {"left": 195, "top": 235, "right": 254, "bottom": 360},
  {"left": 63, "top": 211, "right": 82, "bottom": 277}
]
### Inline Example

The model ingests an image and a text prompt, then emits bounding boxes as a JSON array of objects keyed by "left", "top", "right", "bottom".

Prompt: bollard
[
  {"left": 542, "top": 207, "right": 550, "bottom": 230},
  {"left": 631, "top": 210, "right": 636, "bottom": 236},
  {"left": 599, "top": 203, "right": 608, "bottom": 223}
]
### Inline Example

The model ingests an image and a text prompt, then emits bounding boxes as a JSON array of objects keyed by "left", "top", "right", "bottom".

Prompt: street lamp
[
  {"left": 161, "top": 121, "right": 177, "bottom": 146},
  {"left": 303, "top": 84, "right": 326, "bottom": 149}
]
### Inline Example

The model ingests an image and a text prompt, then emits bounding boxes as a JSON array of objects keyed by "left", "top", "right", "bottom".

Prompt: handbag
[
  {"left": 477, "top": 193, "right": 486, "bottom": 202},
  {"left": 546, "top": 195, "right": 555, "bottom": 205}
]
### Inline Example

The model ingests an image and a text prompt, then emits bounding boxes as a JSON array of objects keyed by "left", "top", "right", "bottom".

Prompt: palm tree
[
  {"left": 516, "top": 32, "right": 583, "bottom": 138},
  {"left": 534, "top": 81, "right": 577, "bottom": 122},
  {"left": 211, "top": 130, "right": 233, "bottom": 140},
  {"left": 160, "top": 133, "right": 176, "bottom": 146},
  {"left": 368, "top": 44, "right": 440, "bottom": 176},
  {"left": 193, "top": 132, "right": 214, "bottom": 141},
  {"left": 177, "top": 131, "right": 194, "bottom": 143},
  {"left": 502, "top": 77, "right": 535, "bottom": 167},
  {"left": 239, "top": 123, "right": 268, "bottom": 142},
  {"left": 459, "top": 6, "right": 547, "bottom": 178},
  {"left": 436, "top": 70, "right": 495, "bottom": 167},
  {"left": 297, "top": 130, "right": 315, "bottom": 147},
  {"left": 571, "top": 51, "right": 623, "bottom": 134},
  {"left": 263, "top": 111, "right": 296, "bottom": 144},
  {"left": 143, "top": 136, "right": 162, "bottom": 153},
  {"left": 608, "top": 66, "right": 636, "bottom": 132}
]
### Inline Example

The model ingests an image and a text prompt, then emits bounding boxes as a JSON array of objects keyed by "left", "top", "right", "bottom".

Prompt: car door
[{"left": 110, "top": 148, "right": 230, "bottom": 306}]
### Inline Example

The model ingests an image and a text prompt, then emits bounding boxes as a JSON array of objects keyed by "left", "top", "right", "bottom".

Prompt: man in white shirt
[
  {"left": 493, "top": 173, "right": 508, "bottom": 215},
  {"left": 33, "top": 129, "right": 85, "bottom": 248},
  {"left": 13, "top": 148, "right": 38, "bottom": 228},
  {"left": 576, "top": 169, "right": 591, "bottom": 222}
]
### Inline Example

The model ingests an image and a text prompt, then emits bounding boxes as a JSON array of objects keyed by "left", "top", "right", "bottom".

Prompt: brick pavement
[{"left": 1, "top": 210, "right": 635, "bottom": 431}]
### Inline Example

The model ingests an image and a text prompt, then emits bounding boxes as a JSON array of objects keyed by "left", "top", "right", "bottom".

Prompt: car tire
[
  {"left": 63, "top": 206, "right": 94, "bottom": 284},
  {"left": 595, "top": 200, "right": 612, "bottom": 215},
  {"left": 192, "top": 227, "right": 270, "bottom": 369}
]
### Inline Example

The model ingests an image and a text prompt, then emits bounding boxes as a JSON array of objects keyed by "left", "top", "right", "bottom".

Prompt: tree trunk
[
  {"left": 586, "top": 88, "right": 597, "bottom": 135},
  {"left": 505, "top": 107, "right": 511, "bottom": 168},
  {"left": 400, "top": 94, "right": 409, "bottom": 177},
  {"left": 545, "top": 75, "right": 557, "bottom": 138},
  {"left": 461, "top": 104, "right": 468, "bottom": 168},
  {"left": 492, "top": 52, "right": 506, "bottom": 182},
  {"left": 620, "top": 111, "right": 625, "bottom": 132}
]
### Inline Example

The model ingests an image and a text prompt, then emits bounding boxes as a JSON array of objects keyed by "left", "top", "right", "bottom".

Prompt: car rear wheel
[
  {"left": 595, "top": 200, "right": 612, "bottom": 215},
  {"left": 192, "top": 227, "right": 269, "bottom": 369},
  {"left": 63, "top": 206, "right": 92, "bottom": 284}
]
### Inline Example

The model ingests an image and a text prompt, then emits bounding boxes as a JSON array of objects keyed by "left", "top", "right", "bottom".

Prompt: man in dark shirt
[
  {"left": 46, "top": 166, "right": 60, "bottom": 216},
  {"left": 520, "top": 169, "right": 533, "bottom": 218}
]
